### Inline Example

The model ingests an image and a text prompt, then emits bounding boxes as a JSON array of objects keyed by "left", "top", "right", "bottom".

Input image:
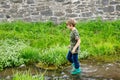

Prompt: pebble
[
  {"left": 61, "top": 72, "right": 65, "bottom": 75},
  {"left": 53, "top": 76, "right": 59, "bottom": 80},
  {"left": 63, "top": 75, "right": 68, "bottom": 78},
  {"left": 6, "top": 76, "right": 11, "bottom": 80},
  {"left": 18, "top": 64, "right": 26, "bottom": 69},
  {"left": 105, "top": 67, "right": 109, "bottom": 71},
  {"left": 107, "top": 64, "right": 113, "bottom": 66},
  {"left": 45, "top": 76, "right": 51, "bottom": 80}
]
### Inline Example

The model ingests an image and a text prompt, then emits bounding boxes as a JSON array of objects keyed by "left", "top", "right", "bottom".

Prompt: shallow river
[{"left": 0, "top": 62, "right": 120, "bottom": 80}]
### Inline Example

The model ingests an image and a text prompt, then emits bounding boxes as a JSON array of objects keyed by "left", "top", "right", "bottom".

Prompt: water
[{"left": 0, "top": 62, "right": 120, "bottom": 80}]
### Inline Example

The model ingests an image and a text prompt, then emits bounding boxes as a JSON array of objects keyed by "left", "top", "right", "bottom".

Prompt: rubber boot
[{"left": 71, "top": 67, "right": 81, "bottom": 75}]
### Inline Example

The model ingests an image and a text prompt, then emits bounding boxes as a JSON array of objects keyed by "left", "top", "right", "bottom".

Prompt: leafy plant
[
  {"left": 0, "top": 39, "right": 27, "bottom": 70},
  {"left": 20, "top": 47, "right": 40, "bottom": 63},
  {"left": 39, "top": 46, "right": 68, "bottom": 66}
]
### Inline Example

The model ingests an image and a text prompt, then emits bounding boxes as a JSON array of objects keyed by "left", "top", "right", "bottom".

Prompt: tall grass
[
  {"left": 77, "top": 19, "right": 120, "bottom": 56},
  {"left": 39, "top": 46, "right": 68, "bottom": 66},
  {"left": 20, "top": 47, "right": 40, "bottom": 63},
  {"left": 0, "top": 19, "right": 120, "bottom": 70},
  {"left": 13, "top": 71, "right": 44, "bottom": 80}
]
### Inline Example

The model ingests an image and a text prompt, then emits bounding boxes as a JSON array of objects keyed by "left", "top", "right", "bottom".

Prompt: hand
[{"left": 72, "top": 48, "right": 75, "bottom": 54}]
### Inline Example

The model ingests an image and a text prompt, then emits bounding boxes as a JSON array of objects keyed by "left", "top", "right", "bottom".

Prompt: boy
[{"left": 66, "top": 19, "right": 81, "bottom": 74}]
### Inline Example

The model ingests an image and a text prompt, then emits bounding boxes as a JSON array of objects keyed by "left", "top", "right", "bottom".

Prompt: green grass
[
  {"left": 77, "top": 20, "right": 120, "bottom": 55},
  {"left": 20, "top": 47, "right": 40, "bottom": 63},
  {"left": 0, "top": 19, "right": 120, "bottom": 70},
  {"left": 0, "top": 39, "right": 27, "bottom": 70},
  {"left": 13, "top": 71, "right": 44, "bottom": 80},
  {"left": 39, "top": 45, "right": 67, "bottom": 66}
]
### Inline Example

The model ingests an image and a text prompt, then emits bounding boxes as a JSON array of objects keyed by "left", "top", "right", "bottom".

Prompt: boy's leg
[
  {"left": 72, "top": 53, "right": 79, "bottom": 69},
  {"left": 71, "top": 53, "right": 81, "bottom": 74},
  {"left": 66, "top": 51, "right": 73, "bottom": 63},
  {"left": 66, "top": 51, "right": 75, "bottom": 72}
]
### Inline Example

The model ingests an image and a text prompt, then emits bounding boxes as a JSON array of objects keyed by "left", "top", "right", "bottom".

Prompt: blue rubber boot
[{"left": 71, "top": 67, "right": 81, "bottom": 75}]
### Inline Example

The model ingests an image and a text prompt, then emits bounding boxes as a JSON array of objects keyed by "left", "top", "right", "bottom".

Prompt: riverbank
[{"left": 0, "top": 19, "right": 120, "bottom": 71}]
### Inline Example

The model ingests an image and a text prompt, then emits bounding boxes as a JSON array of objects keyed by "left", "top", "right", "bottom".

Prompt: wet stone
[
  {"left": 6, "top": 76, "right": 11, "bottom": 80},
  {"left": 107, "top": 63, "right": 113, "bottom": 66},
  {"left": 32, "top": 75, "right": 38, "bottom": 78},
  {"left": 103, "top": 79, "right": 108, "bottom": 80},
  {"left": 53, "top": 76, "right": 59, "bottom": 80},
  {"left": 62, "top": 74, "right": 69, "bottom": 79},
  {"left": 52, "top": 74, "right": 55, "bottom": 77},
  {"left": 61, "top": 72, "right": 65, "bottom": 75},
  {"left": 45, "top": 76, "right": 51, "bottom": 80},
  {"left": 18, "top": 64, "right": 26, "bottom": 69},
  {"left": 105, "top": 67, "right": 109, "bottom": 71}
]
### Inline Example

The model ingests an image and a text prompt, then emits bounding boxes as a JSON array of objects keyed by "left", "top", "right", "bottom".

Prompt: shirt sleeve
[{"left": 74, "top": 30, "right": 80, "bottom": 40}]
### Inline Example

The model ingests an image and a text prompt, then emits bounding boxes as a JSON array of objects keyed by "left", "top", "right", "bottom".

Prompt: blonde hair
[{"left": 66, "top": 19, "right": 76, "bottom": 27}]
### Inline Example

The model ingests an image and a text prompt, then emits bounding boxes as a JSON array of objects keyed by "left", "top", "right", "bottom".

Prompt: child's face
[{"left": 66, "top": 24, "right": 72, "bottom": 30}]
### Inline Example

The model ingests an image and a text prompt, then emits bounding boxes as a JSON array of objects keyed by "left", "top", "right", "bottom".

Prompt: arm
[{"left": 72, "top": 38, "right": 81, "bottom": 54}]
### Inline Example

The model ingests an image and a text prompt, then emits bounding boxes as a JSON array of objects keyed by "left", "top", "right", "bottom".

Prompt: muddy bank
[{"left": 0, "top": 62, "right": 120, "bottom": 80}]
